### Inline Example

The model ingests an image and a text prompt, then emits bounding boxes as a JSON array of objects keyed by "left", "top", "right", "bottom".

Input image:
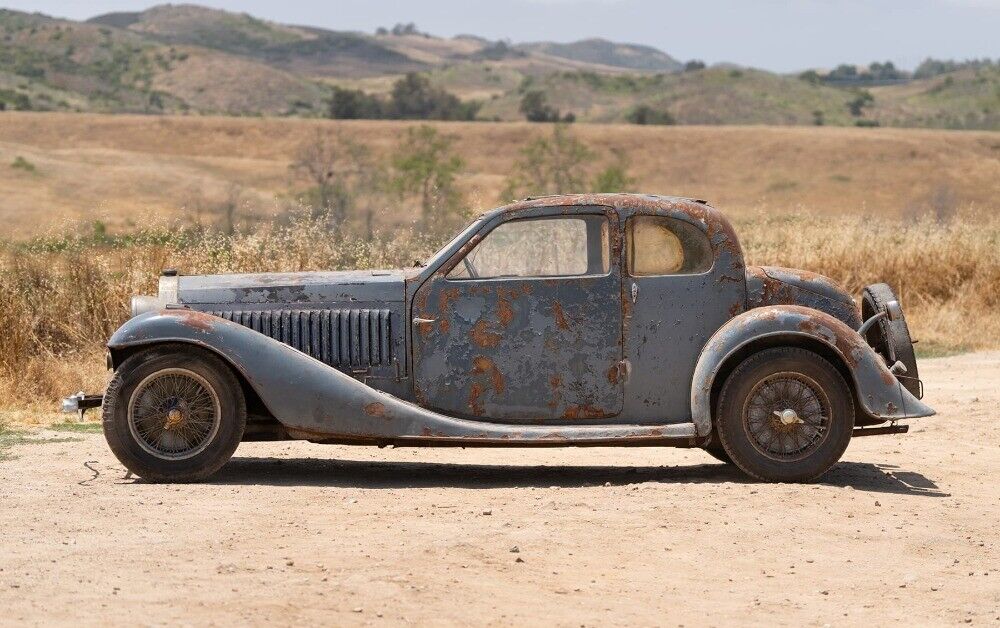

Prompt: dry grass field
[
  {"left": 0, "top": 112, "right": 998, "bottom": 238},
  {"left": 0, "top": 112, "right": 999, "bottom": 414}
]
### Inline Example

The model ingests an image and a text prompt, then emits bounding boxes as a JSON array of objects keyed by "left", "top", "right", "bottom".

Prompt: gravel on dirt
[{"left": 1, "top": 353, "right": 998, "bottom": 626}]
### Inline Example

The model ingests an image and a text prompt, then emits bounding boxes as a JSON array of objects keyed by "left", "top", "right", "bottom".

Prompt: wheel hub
[
  {"left": 774, "top": 408, "right": 804, "bottom": 425},
  {"left": 743, "top": 372, "right": 831, "bottom": 461},
  {"left": 127, "top": 368, "right": 222, "bottom": 461}
]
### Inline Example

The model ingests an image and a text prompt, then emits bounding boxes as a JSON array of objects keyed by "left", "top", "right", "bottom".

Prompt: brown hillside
[{"left": 0, "top": 113, "right": 997, "bottom": 239}]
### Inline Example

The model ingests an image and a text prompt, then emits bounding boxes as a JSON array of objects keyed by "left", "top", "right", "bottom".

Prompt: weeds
[{"left": 1, "top": 209, "right": 998, "bottom": 411}]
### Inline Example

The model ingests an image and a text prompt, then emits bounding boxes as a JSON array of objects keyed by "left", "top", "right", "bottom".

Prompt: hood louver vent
[{"left": 210, "top": 308, "right": 392, "bottom": 370}]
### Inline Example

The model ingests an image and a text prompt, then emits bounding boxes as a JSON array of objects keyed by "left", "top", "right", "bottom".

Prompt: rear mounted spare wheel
[{"left": 861, "top": 283, "right": 920, "bottom": 397}]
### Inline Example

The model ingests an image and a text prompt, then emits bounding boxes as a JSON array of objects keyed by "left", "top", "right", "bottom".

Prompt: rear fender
[
  {"left": 109, "top": 310, "right": 695, "bottom": 444},
  {"left": 690, "top": 305, "right": 934, "bottom": 437}
]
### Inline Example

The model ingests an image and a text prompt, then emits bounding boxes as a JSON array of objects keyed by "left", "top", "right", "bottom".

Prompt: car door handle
[{"left": 413, "top": 317, "right": 437, "bottom": 325}]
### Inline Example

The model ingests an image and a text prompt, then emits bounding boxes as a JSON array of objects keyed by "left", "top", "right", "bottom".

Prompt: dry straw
[{"left": 2, "top": 210, "right": 997, "bottom": 410}]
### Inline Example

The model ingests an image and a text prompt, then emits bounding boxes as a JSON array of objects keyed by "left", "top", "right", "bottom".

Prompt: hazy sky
[{"left": 5, "top": 0, "right": 999, "bottom": 72}]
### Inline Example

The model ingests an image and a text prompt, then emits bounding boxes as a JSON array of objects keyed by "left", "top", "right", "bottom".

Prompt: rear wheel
[
  {"left": 716, "top": 347, "right": 854, "bottom": 482},
  {"left": 103, "top": 345, "right": 245, "bottom": 482}
]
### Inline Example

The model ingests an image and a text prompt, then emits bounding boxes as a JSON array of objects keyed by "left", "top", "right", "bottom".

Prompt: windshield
[{"left": 422, "top": 217, "right": 484, "bottom": 268}]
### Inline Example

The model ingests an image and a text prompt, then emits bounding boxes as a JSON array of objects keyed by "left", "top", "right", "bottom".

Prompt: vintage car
[{"left": 64, "top": 193, "right": 933, "bottom": 483}]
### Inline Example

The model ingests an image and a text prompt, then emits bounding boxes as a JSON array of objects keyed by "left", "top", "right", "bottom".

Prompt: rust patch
[
  {"left": 562, "top": 404, "right": 614, "bottom": 420},
  {"left": 607, "top": 364, "right": 620, "bottom": 386},
  {"left": 880, "top": 368, "right": 895, "bottom": 387},
  {"left": 468, "top": 381, "right": 485, "bottom": 416},
  {"left": 470, "top": 319, "right": 502, "bottom": 348},
  {"left": 497, "top": 293, "right": 514, "bottom": 327},
  {"left": 552, "top": 301, "right": 570, "bottom": 331},
  {"left": 169, "top": 309, "right": 215, "bottom": 332},
  {"left": 472, "top": 355, "right": 505, "bottom": 395},
  {"left": 438, "top": 318, "right": 450, "bottom": 334},
  {"left": 438, "top": 287, "right": 460, "bottom": 315},
  {"left": 363, "top": 402, "right": 387, "bottom": 418}
]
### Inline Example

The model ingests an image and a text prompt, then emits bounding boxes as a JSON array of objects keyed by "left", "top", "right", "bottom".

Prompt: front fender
[
  {"left": 108, "top": 310, "right": 697, "bottom": 444},
  {"left": 690, "top": 305, "right": 934, "bottom": 437}
]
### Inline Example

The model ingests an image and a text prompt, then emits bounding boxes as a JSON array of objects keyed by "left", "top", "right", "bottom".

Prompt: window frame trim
[
  {"left": 444, "top": 212, "right": 615, "bottom": 282},
  {"left": 624, "top": 214, "right": 716, "bottom": 278}
]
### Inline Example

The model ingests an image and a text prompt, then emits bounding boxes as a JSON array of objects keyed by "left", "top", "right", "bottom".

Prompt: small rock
[
  {"left": 352, "top": 607, "right": 363, "bottom": 613},
  {"left": 510, "top": 546, "right": 520, "bottom": 553},
  {"left": 515, "top": 557, "right": 524, "bottom": 563},
  {"left": 604, "top": 481, "right": 611, "bottom": 487},
  {"left": 482, "top": 510, "right": 492, "bottom": 516},
  {"left": 875, "top": 501, "right": 881, "bottom": 507}
]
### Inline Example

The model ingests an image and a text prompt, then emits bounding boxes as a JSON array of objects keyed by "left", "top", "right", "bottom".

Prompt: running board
[
  {"left": 853, "top": 424, "right": 909, "bottom": 437},
  {"left": 286, "top": 421, "right": 700, "bottom": 447}
]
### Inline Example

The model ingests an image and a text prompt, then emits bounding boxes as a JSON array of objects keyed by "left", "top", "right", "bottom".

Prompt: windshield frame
[{"left": 421, "top": 217, "right": 486, "bottom": 270}]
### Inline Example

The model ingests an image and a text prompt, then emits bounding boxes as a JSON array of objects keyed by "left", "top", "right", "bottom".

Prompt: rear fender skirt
[
  {"left": 109, "top": 310, "right": 697, "bottom": 444},
  {"left": 691, "top": 305, "right": 934, "bottom": 437}
]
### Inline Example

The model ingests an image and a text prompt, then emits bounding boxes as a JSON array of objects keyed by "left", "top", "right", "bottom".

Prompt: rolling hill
[{"left": 0, "top": 4, "right": 995, "bottom": 129}]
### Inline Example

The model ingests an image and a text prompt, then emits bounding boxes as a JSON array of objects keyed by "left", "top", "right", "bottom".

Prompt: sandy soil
[{"left": 1, "top": 352, "right": 998, "bottom": 626}]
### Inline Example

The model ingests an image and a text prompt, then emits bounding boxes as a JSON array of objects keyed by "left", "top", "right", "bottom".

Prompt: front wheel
[
  {"left": 102, "top": 345, "right": 246, "bottom": 482},
  {"left": 716, "top": 347, "right": 854, "bottom": 483}
]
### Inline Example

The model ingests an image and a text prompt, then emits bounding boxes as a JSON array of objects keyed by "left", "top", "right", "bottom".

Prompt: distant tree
[
  {"left": 828, "top": 64, "right": 858, "bottom": 81},
  {"left": 847, "top": 89, "right": 874, "bottom": 116},
  {"left": 391, "top": 22, "right": 419, "bottom": 36},
  {"left": 329, "top": 86, "right": 385, "bottom": 119},
  {"left": 519, "top": 90, "right": 573, "bottom": 123},
  {"left": 812, "top": 109, "right": 825, "bottom": 126},
  {"left": 914, "top": 57, "right": 997, "bottom": 79},
  {"left": 391, "top": 125, "right": 465, "bottom": 232},
  {"left": 390, "top": 73, "right": 480, "bottom": 120},
  {"left": 626, "top": 105, "right": 675, "bottom": 125},
  {"left": 501, "top": 125, "right": 592, "bottom": 200},
  {"left": 326, "top": 75, "right": 479, "bottom": 121},
  {"left": 591, "top": 149, "right": 635, "bottom": 192},
  {"left": 375, "top": 26, "right": 388, "bottom": 36},
  {"left": 798, "top": 70, "right": 822, "bottom": 85},
  {"left": 684, "top": 60, "right": 706, "bottom": 72},
  {"left": 290, "top": 134, "right": 374, "bottom": 223}
]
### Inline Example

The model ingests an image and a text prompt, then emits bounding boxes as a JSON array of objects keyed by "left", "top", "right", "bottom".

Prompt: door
[
  {"left": 412, "top": 208, "right": 624, "bottom": 422},
  {"left": 622, "top": 214, "right": 745, "bottom": 421}
]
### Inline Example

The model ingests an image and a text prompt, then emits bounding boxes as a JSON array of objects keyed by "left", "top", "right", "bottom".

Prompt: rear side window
[{"left": 627, "top": 215, "right": 713, "bottom": 276}]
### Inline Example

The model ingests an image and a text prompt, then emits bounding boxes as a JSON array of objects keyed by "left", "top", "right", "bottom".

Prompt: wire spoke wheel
[
  {"left": 127, "top": 368, "right": 222, "bottom": 461},
  {"left": 742, "top": 372, "right": 831, "bottom": 462}
]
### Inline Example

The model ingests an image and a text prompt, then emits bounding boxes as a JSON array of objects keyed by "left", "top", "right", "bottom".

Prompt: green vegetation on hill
[{"left": 0, "top": 5, "right": 993, "bottom": 129}]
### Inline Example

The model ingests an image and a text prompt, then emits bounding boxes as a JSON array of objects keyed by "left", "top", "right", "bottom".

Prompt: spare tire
[{"left": 861, "top": 283, "right": 920, "bottom": 397}]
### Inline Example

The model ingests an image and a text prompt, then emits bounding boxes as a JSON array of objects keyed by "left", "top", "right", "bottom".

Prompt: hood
[{"left": 170, "top": 270, "right": 407, "bottom": 306}]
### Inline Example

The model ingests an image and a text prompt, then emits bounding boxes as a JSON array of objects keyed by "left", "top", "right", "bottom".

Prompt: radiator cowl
[{"left": 209, "top": 308, "right": 392, "bottom": 370}]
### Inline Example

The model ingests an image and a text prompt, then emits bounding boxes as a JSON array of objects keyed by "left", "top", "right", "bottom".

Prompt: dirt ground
[{"left": 1, "top": 352, "right": 998, "bottom": 627}]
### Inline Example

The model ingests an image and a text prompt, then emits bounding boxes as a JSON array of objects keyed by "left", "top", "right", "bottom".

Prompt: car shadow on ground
[{"left": 205, "top": 456, "right": 947, "bottom": 496}]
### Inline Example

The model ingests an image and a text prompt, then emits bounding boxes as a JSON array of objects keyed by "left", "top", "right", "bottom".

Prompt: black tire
[
  {"left": 703, "top": 440, "right": 734, "bottom": 464},
  {"left": 102, "top": 344, "right": 246, "bottom": 483},
  {"left": 861, "top": 283, "right": 919, "bottom": 397},
  {"left": 716, "top": 347, "right": 854, "bottom": 483}
]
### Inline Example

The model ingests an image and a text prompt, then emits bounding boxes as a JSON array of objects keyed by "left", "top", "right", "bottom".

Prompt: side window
[
  {"left": 627, "top": 215, "right": 713, "bottom": 276},
  {"left": 448, "top": 215, "right": 610, "bottom": 280}
]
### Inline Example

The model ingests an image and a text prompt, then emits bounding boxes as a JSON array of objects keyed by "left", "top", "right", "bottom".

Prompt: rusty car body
[{"left": 70, "top": 194, "right": 933, "bottom": 482}]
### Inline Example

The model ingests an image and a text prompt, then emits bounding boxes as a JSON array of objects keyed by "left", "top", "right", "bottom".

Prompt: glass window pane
[
  {"left": 628, "top": 216, "right": 713, "bottom": 276},
  {"left": 448, "top": 216, "right": 608, "bottom": 279}
]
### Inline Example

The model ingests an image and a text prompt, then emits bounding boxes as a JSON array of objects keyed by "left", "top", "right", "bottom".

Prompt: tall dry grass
[{"left": 1, "top": 210, "right": 998, "bottom": 411}]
